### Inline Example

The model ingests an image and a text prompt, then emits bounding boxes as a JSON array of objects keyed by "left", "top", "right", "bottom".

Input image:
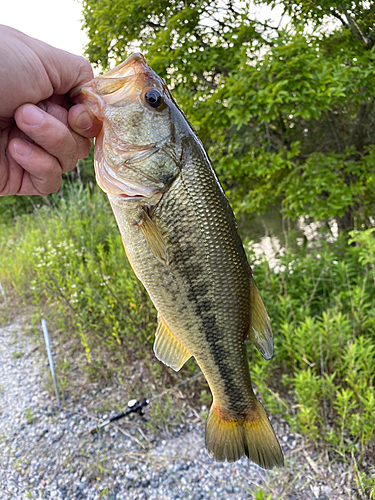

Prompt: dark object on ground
[{"left": 88, "top": 398, "right": 149, "bottom": 435}]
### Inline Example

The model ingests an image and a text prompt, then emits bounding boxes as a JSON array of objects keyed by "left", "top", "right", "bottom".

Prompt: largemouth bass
[{"left": 76, "top": 54, "right": 283, "bottom": 468}]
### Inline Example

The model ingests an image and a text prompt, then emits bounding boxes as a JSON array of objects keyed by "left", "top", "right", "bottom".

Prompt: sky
[
  {"left": 2, "top": 1, "right": 287, "bottom": 60},
  {"left": 2, "top": 0, "right": 88, "bottom": 56}
]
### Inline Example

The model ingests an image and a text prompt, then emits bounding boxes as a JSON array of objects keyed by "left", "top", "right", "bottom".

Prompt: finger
[
  {"left": 8, "top": 138, "right": 62, "bottom": 195},
  {"left": 40, "top": 100, "right": 92, "bottom": 161},
  {"left": 14, "top": 103, "right": 88, "bottom": 172},
  {"left": 0, "top": 151, "right": 22, "bottom": 196},
  {"left": 68, "top": 104, "right": 102, "bottom": 138}
]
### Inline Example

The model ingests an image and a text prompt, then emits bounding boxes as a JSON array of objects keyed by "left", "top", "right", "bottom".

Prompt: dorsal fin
[
  {"left": 154, "top": 316, "right": 192, "bottom": 371},
  {"left": 248, "top": 277, "right": 273, "bottom": 360},
  {"left": 138, "top": 211, "right": 169, "bottom": 265}
]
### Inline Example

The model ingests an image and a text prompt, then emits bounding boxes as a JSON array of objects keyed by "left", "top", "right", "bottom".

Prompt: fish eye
[{"left": 145, "top": 89, "right": 163, "bottom": 109}]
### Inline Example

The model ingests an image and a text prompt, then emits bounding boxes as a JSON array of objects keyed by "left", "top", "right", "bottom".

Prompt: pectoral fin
[
  {"left": 138, "top": 211, "right": 169, "bottom": 265},
  {"left": 249, "top": 278, "right": 273, "bottom": 360},
  {"left": 154, "top": 316, "right": 192, "bottom": 371}
]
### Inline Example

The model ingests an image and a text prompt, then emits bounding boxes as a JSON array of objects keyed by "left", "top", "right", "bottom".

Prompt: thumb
[
  {"left": 3, "top": 26, "right": 94, "bottom": 95},
  {"left": 40, "top": 46, "right": 94, "bottom": 95}
]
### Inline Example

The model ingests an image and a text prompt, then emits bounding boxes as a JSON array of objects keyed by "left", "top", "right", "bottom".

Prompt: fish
[{"left": 75, "top": 53, "right": 284, "bottom": 468}]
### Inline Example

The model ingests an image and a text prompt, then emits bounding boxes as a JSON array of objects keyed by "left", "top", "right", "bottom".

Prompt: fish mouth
[{"left": 71, "top": 53, "right": 171, "bottom": 199}]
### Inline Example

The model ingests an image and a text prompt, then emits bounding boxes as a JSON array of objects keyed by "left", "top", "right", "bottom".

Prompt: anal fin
[
  {"left": 154, "top": 316, "right": 192, "bottom": 371},
  {"left": 249, "top": 277, "right": 273, "bottom": 360}
]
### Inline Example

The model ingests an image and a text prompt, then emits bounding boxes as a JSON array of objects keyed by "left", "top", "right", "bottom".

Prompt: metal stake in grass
[
  {"left": 41, "top": 319, "right": 60, "bottom": 406},
  {"left": 0, "top": 282, "right": 6, "bottom": 303}
]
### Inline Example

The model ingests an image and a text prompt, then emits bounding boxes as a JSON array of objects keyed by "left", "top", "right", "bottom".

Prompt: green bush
[{"left": 248, "top": 229, "right": 375, "bottom": 473}]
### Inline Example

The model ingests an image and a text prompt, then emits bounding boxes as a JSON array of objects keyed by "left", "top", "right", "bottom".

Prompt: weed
[
  {"left": 24, "top": 408, "right": 33, "bottom": 425},
  {"left": 253, "top": 490, "right": 272, "bottom": 500},
  {"left": 199, "top": 389, "right": 211, "bottom": 405}
]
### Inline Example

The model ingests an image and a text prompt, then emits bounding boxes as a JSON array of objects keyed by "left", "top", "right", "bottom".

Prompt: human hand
[{"left": 0, "top": 25, "right": 102, "bottom": 196}]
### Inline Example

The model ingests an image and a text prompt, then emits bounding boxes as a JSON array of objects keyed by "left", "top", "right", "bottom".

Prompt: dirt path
[{"left": 0, "top": 317, "right": 355, "bottom": 500}]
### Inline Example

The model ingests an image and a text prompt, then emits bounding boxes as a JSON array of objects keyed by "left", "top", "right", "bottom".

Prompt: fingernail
[
  {"left": 75, "top": 111, "right": 92, "bottom": 130},
  {"left": 22, "top": 104, "right": 44, "bottom": 126},
  {"left": 14, "top": 139, "right": 32, "bottom": 157}
]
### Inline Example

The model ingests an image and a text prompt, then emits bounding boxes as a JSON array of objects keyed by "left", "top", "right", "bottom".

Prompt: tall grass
[
  {"left": 0, "top": 186, "right": 156, "bottom": 369},
  {"left": 0, "top": 186, "right": 374, "bottom": 494}
]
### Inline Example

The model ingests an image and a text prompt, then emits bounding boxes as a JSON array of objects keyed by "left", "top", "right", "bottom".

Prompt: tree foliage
[{"left": 82, "top": 0, "right": 375, "bottom": 231}]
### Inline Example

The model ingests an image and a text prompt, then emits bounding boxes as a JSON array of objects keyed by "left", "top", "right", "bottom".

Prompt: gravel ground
[{"left": 0, "top": 317, "right": 359, "bottom": 500}]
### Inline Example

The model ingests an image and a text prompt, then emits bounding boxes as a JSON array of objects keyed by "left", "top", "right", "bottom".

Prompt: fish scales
[
  {"left": 122, "top": 147, "right": 252, "bottom": 414},
  {"left": 76, "top": 53, "right": 284, "bottom": 469}
]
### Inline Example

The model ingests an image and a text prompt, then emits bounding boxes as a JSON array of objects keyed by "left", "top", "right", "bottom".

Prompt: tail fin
[{"left": 205, "top": 399, "right": 284, "bottom": 469}]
